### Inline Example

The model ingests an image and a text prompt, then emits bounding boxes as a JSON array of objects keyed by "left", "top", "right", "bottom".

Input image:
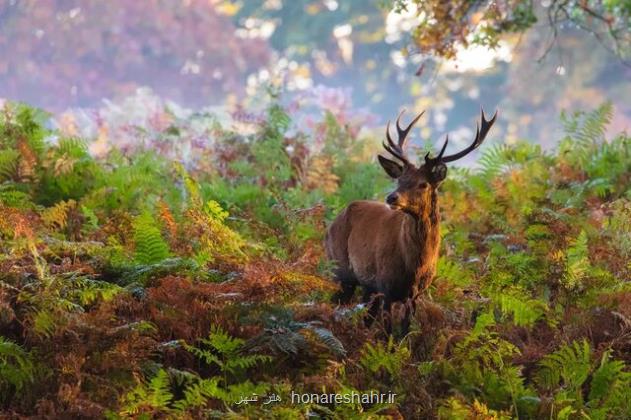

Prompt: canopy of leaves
[{"left": 395, "top": 0, "right": 631, "bottom": 59}]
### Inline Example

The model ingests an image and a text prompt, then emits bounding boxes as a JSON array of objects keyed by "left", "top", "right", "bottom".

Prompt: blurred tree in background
[
  {"left": 0, "top": 0, "right": 269, "bottom": 109},
  {"left": 396, "top": 0, "right": 631, "bottom": 60},
  {"left": 0, "top": 0, "right": 629, "bottom": 148}
]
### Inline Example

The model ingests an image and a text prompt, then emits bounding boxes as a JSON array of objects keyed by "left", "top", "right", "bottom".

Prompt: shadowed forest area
[{"left": 1, "top": 1, "right": 631, "bottom": 419}]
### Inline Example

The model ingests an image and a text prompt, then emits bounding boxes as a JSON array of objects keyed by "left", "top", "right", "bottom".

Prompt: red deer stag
[{"left": 325, "top": 108, "right": 497, "bottom": 322}]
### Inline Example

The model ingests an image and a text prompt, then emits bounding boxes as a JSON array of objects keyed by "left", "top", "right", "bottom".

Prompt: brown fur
[
  {"left": 325, "top": 108, "right": 496, "bottom": 314},
  {"left": 325, "top": 164, "right": 441, "bottom": 306}
]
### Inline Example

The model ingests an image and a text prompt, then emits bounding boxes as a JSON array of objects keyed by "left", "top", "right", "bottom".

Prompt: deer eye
[{"left": 418, "top": 182, "right": 429, "bottom": 189}]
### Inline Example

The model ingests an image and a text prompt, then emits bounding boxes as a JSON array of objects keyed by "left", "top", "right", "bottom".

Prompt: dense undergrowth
[{"left": 1, "top": 100, "right": 631, "bottom": 419}]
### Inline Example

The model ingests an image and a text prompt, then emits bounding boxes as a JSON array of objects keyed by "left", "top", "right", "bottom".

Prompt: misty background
[{"left": 1, "top": 0, "right": 629, "bottom": 155}]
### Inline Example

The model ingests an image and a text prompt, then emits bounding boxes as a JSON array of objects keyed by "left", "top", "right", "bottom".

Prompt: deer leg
[
  {"left": 364, "top": 292, "right": 395, "bottom": 336},
  {"left": 382, "top": 298, "right": 393, "bottom": 335},
  {"left": 363, "top": 289, "right": 382, "bottom": 327},
  {"left": 332, "top": 280, "right": 357, "bottom": 304},
  {"left": 361, "top": 286, "right": 375, "bottom": 303},
  {"left": 405, "top": 286, "right": 422, "bottom": 333},
  {"left": 331, "top": 266, "right": 358, "bottom": 304},
  {"left": 400, "top": 298, "right": 415, "bottom": 336}
]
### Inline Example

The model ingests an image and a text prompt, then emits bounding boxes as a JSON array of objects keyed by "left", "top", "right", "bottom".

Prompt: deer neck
[{"left": 401, "top": 189, "right": 441, "bottom": 294}]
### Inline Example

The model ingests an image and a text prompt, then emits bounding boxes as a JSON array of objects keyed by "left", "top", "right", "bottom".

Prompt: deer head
[{"left": 378, "top": 108, "right": 497, "bottom": 216}]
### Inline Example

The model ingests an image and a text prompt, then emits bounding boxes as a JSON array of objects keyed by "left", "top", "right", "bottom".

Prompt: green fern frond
[
  {"left": 31, "top": 309, "right": 57, "bottom": 338},
  {"left": 0, "top": 186, "right": 32, "bottom": 208},
  {"left": 588, "top": 350, "right": 626, "bottom": 403},
  {"left": 267, "top": 103, "right": 291, "bottom": 134},
  {"left": 0, "top": 103, "right": 47, "bottom": 155},
  {"left": 69, "top": 277, "right": 122, "bottom": 306},
  {"left": 0, "top": 337, "right": 35, "bottom": 394},
  {"left": 40, "top": 199, "right": 76, "bottom": 230},
  {"left": 478, "top": 144, "right": 509, "bottom": 178},
  {"left": 309, "top": 327, "right": 346, "bottom": 358},
  {"left": 54, "top": 136, "right": 89, "bottom": 157},
  {"left": 245, "top": 311, "right": 346, "bottom": 358},
  {"left": 605, "top": 199, "right": 631, "bottom": 258},
  {"left": 436, "top": 256, "right": 473, "bottom": 287},
  {"left": 80, "top": 205, "right": 99, "bottom": 233},
  {"left": 496, "top": 293, "right": 547, "bottom": 328},
  {"left": 133, "top": 211, "right": 171, "bottom": 264},
  {"left": 146, "top": 369, "right": 173, "bottom": 409},
  {"left": 534, "top": 344, "right": 631, "bottom": 417},
  {"left": 223, "top": 354, "right": 272, "bottom": 375},
  {"left": 185, "top": 344, "right": 222, "bottom": 367},
  {"left": 201, "top": 325, "right": 245, "bottom": 355},
  {"left": 186, "top": 325, "right": 271, "bottom": 377},
  {"left": 223, "top": 381, "right": 271, "bottom": 406},
  {"left": 0, "top": 149, "right": 20, "bottom": 181},
  {"left": 120, "top": 368, "right": 174, "bottom": 416},
  {"left": 360, "top": 336, "right": 410, "bottom": 377},
  {"left": 269, "top": 329, "right": 308, "bottom": 356},
  {"left": 560, "top": 102, "right": 614, "bottom": 168},
  {"left": 175, "top": 326, "right": 275, "bottom": 411},
  {"left": 535, "top": 340, "right": 592, "bottom": 392},
  {"left": 562, "top": 230, "right": 590, "bottom": 290},
  {"left": 173, "top": 377, "right": 222, "bottom": 411},
  {"left": 118, "top": 257, "right": 199, "bottom": 285}
]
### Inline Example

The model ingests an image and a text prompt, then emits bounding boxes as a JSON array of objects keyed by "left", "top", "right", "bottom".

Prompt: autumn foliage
[{"left": 1, "top": 99, "right": 631, "bottom": 418}]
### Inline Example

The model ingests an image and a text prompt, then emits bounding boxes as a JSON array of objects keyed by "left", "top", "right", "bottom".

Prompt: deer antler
[
  {"left": 383, "top": 110, "right": 425, "bottom": 166},
  {"left": 425, "top": 108, "right": 497, "bottom": 165}
]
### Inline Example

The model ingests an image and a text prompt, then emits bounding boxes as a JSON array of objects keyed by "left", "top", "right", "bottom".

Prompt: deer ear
[
  {"left": 430, "top": 163, "right": 447, "bottom": 183},
  {"left": 378, "top": 155, "right": 404, "bottom": 178}
]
